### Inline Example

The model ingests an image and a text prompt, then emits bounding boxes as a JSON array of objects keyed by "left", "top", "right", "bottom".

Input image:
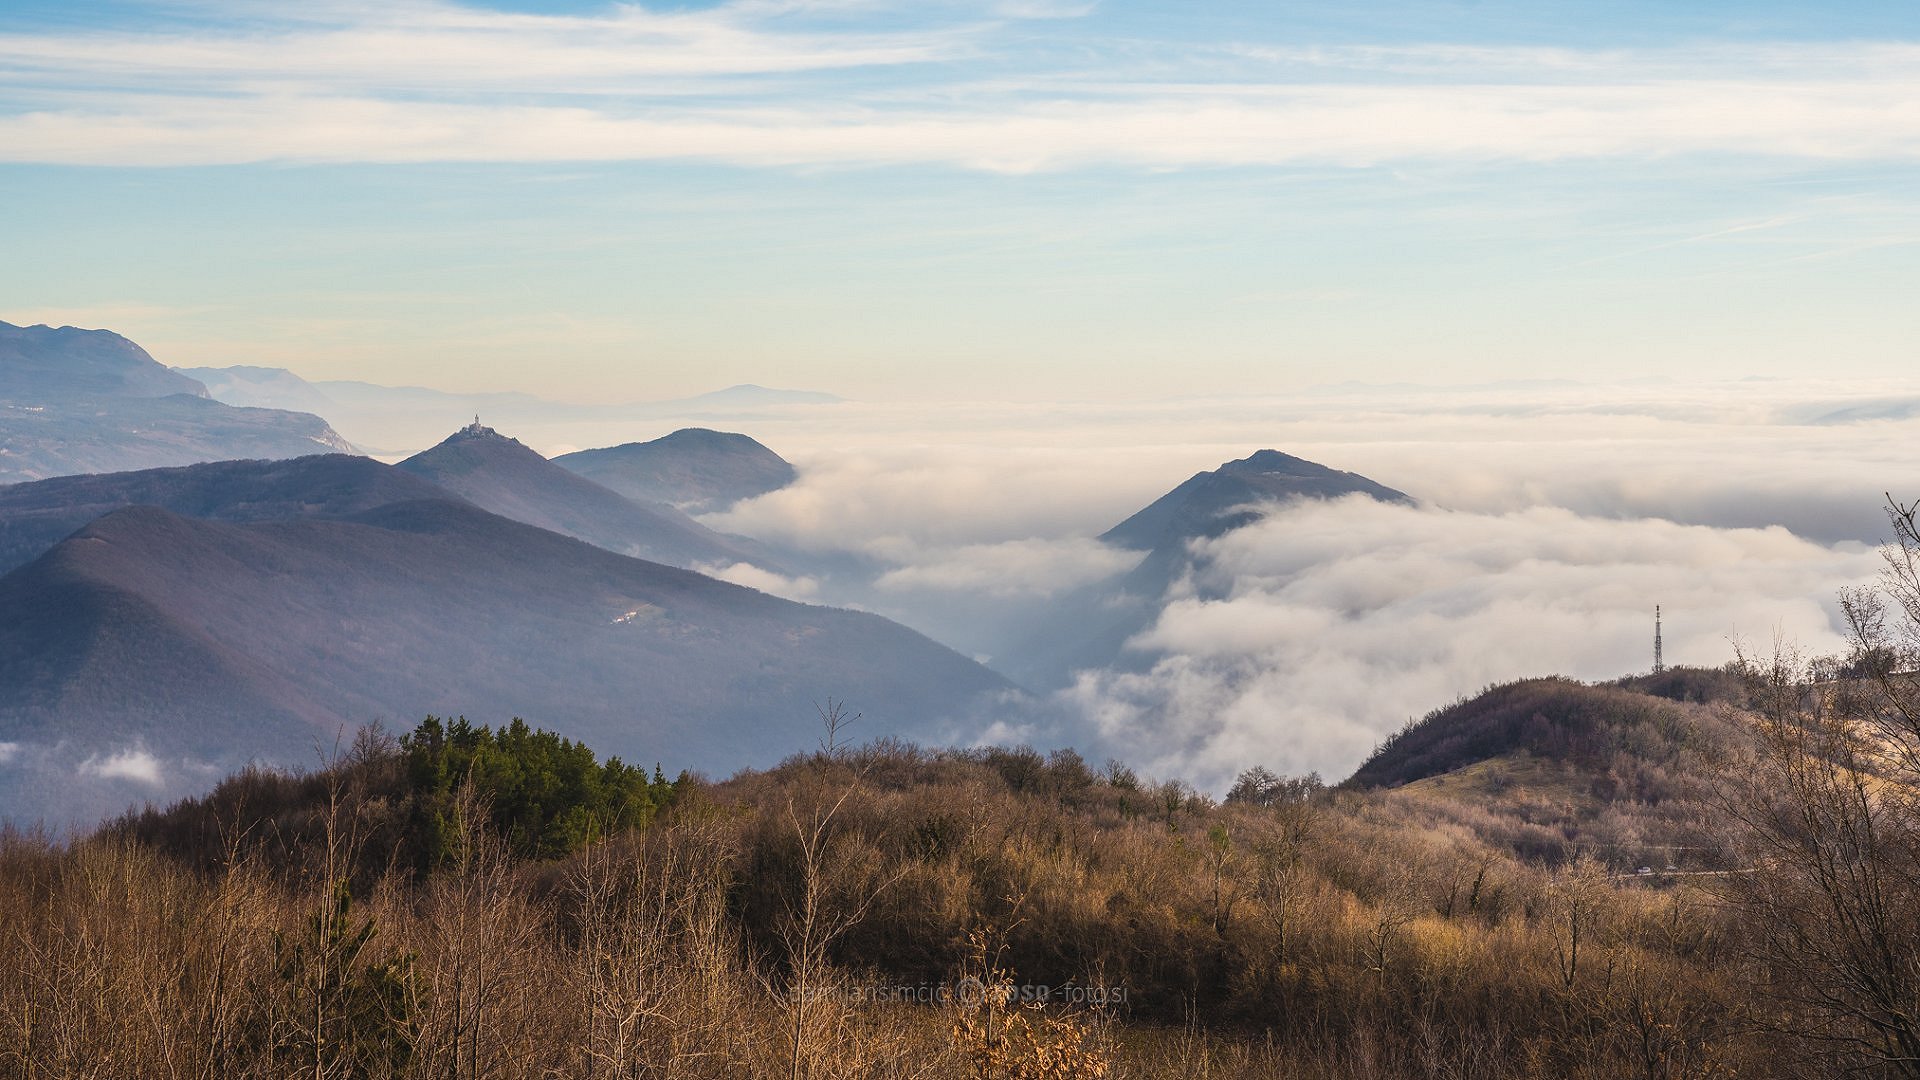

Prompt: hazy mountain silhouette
[
  {"left": 679, "top": 384, "right": 841, "bottom": 408},
  {"left": 177, "top": 365, "right": 840, "bottom": 454},
  {"left": 221, "top": 374, "right": 555, "bottom": 452},
  {"left": 396, "top": 423, "right": 765, "bottom": 571},
  {"left": 0, "top": 498, "right": 1014, "bottom": 818},
  {"left": 1102, "top": 450, "right": 1410, "bottom": 551},
  {"left": 0, "top": 454, "right": 448, "bottom": 575},
  {"left": 0, "top": 321, "right": 353, "bottom": 483},
  {"left": 1000, "top": 449, "right": 1411, "bottom": 689},
  {"left": 2, "top": 322, "right": 207, "bottom": 400},
  {"left": 176, "top": 364, "right": 339, "bottom": 416},
  {"left": 554, "top": 428, "right": 797, "bottom": 512}
]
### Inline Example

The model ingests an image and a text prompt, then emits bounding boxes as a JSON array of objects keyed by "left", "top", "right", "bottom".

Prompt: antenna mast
[{"left": 1653, "top": 605, "right": 1665, "bottom": 674}]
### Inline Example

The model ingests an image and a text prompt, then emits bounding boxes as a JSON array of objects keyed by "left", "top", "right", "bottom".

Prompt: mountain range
[
  {"left": 0, "top": 481, "right": 1010, "bottom": 824},
  {"left": 1, "top": 322, "right": 208, "bottom": 400},
  {"left": 0, "top": 320, "right": 1435, "bottom": 829},
  {"left": 1101, "top": 449, "right": 1411, "bottom": 551},
  {"left": 554, "top": 427, "right": 797, "bottom": 512},
  {"left": 395, "top": 423, "right": 768, "bottom": 571},
  {"left": 0, "top": 454, "right": 445, "bottom": 576},
  {"left": 0, "top": 322, "right": 353, "bottom": 484},
  {"left": 0, "top": 435, "right": 1417, "bottom": 825},
  {"left": 180, "top": 362, "right": 840, "bottom": 454},
  {"left": 997, "top": 449, "right": 1413, "bottom": 689}
]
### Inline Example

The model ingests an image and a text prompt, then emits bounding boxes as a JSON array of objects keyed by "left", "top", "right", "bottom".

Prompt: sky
[{"left": 4, "top": 0, "right": 1920, "bottom": 399}]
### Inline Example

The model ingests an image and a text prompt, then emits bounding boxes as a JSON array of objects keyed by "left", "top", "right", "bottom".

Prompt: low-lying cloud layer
[
  {"left": 704, "top": 378, "right": 1920, "bottom": 555},
  {"left": 697, "top": 560, "right": 821, "bottom": 602},
  {"left": 682, "top": 379, "right": 1920, "bottom": 787},
  {"left": 1062, "top": 497, "right": 1878, "bottom": 790},
  {"left": 874, "top": 537, "right": 1140, "bottom": 598},
  {"left": 706, "top": 441, "right": 1171, "bottom": 553}
]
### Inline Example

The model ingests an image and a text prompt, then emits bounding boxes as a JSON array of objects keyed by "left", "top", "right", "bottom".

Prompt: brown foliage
[{"left": 0, "top": 708, "right": 1791, "bottom": 1080}]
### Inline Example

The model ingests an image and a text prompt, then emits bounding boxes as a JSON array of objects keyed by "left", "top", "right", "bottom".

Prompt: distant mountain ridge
[
  {"left": 0, "top": 321, "right": 353, "bottom": 484},
  {"left": 1, "top": 322, "right": 208, "bottom": 400},
  {"left": 683, "top": 384, "right": 840, "bottom": 408},
  {"left": 396, "top": 423, "right": 765, "bottom": 570},
  {"left": 177, "top": 364, "right": 338, "bottom": 415},
  {"left": 1000, "top": 448, "right": 1412, "bottom": 689},
  {"left": 1102, "top": 449, "right": 1412, "bottom": 551},
  {"left": 554, "top": 428, "right": 797, "bottom": 512},
  {"left": 0, "top": 454, "right": 448, "bottom": 575},
  {"left": 178, "top": 364, "right": 839, "bottom": 454},
  {"left": 0, "top": 494, "right": 1012, "bottom": 824}
]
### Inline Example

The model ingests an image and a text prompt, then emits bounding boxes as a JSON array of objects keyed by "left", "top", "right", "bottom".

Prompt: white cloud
[
  {"left": 5, "top": 7, "right": 1920, "bottom": 168},
  {"left": 697, "top": 560, "right": 821, "bottom": 600},
  {"left": 76, "top": 748, "right": 167, "bottom": 786},
  {"left": 0, "top": 1, "right": 960, "bottom": 90},
  {"left": 1229, "top": 42, "right": 1920, "bottom": 82},
  {"left": 9, "top": 79, "right": 1920, "bottom": 169},
  {"left": 0, "top": 742, "right": 17, "bottom": 766},
  {"left": 1063, "top": 497, "right": 1880, "bottom": 791},
  {"left": 989, "top": 0, "right": 1097, "bottom": 18},
  {"left": 644, "top": 381, "right": 1920, "bottom": 749},
  {"left": 707, "top": 443, "right": 1169, "bottom": 552},
  {"left": 874, "top": 536, "right": 1139, "bottom": 596},
  {"left": 695, "top": 380, "right": 1920, "bottom": 549}
]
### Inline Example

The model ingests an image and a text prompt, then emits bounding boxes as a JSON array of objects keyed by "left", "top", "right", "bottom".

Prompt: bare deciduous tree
[{"left": 1722, "top": 497, "right": 1920, "bottom": 1077}]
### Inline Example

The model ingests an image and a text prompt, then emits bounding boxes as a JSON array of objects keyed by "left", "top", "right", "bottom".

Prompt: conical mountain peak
[{"left": 1102, "top": 449, "right": 1411, "bottom": 552}]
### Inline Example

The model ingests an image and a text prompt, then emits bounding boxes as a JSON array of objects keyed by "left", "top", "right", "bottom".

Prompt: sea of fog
[{"left": 660, "top": 377, "right": 1911, "bottom": 788}]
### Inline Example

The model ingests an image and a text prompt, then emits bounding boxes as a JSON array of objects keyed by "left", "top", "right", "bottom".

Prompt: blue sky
[{"left": 3, "top": 0, "right": 1918, "bottom": 399}]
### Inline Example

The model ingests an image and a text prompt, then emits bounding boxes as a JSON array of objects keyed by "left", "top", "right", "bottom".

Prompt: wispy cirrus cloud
[
  {"left": 0, "top": 0, "right": 968, "bottom": 90},
  {"left": 1227, "top": 41, "right": 1920, "bottom": 82},
  {"left": 3, "top": 2, "right": 1920, "bottom": 169},
  {"left": 10, "top": 80, "right": 1920, "bottom": 169}
]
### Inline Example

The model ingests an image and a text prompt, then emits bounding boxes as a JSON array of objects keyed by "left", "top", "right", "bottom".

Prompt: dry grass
[{"left": 0, "top": 694, "right": 1788, "bottom": 1080}]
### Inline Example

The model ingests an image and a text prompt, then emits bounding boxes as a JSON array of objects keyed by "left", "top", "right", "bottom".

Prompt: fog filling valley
[{"left": 692, "top": 376, "right": 1903, "bottom": 789}]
